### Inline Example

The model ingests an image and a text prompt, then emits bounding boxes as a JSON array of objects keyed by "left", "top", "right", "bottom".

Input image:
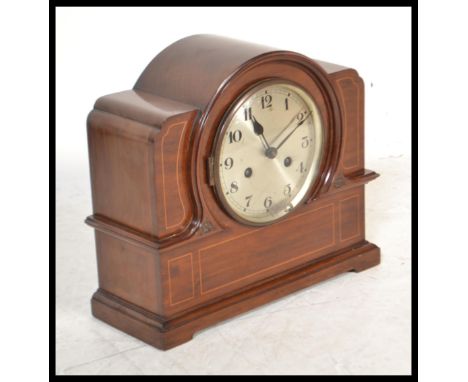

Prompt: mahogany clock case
[{"left": 85, "top": 35, "right": 380, "bottom": 350}]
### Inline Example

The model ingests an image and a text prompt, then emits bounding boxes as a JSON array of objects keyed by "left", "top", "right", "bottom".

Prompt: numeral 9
[{"left": 224, "top": 157, "right": 234, "bottom": 170}]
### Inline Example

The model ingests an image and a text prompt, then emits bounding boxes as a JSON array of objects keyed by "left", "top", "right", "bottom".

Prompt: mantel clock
[{"left": 85, "top": 35, "right": 380, "bottom": 350}]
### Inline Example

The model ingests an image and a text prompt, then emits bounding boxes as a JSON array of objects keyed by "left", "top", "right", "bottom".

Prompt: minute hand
[{"left": 275, "top": 114, "right": 310, "bottom": 151}]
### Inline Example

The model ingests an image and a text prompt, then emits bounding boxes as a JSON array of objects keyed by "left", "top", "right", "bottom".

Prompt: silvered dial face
[{"left": 214, "top": 80, "right": 323, "bottom": 225}]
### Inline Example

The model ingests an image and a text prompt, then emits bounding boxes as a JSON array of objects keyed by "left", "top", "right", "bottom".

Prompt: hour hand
[{"left": 251, "top": 115, "right": 271, "bottom": 151}]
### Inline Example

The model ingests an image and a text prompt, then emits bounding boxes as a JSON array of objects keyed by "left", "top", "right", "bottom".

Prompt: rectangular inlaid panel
[
  {"left": 199, "top": 204, "right": 335, "bottom": 295},
  {"left": 168, "top": 253, "right": 195, "bottom": 305},
  {"left": 156, "top": 121, "right": 189, "bottom": 230},
  {"left": 151, "top": 111, "right": 199, "bottom": 239},
  {"left": 339, "top": 195, "right": 361, "bottom": 242},
  {"left": 335, "top": 76, "right": 363, "bottom": 172}
]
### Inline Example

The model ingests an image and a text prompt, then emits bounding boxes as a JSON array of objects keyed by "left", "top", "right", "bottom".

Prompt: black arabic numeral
[
  {"left": 244, "top": 107, "right": 252, "bottom": 121},
  {"left": 264, "top": 196, "right": 273, "bottom": 209},
  {"left": 224, "top": 157, "right": 234, "bottom": 170},
  {"left": 230, "top": 181, "right": 239, "bottom": 193},
  {"left": 228, "top": 130, "right": 242, "bottom": 143},
  {"left": 261, "top": 95, "right": 272, "bottom": 109},
  {"left": 299, "top": 161, "right": 306, "bottom": 173},
  {"left": 245, "top": 195, "right": 253, "bottom": 207}
]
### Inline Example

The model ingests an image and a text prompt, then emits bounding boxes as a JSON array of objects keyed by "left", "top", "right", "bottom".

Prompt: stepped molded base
[{"left": 91, "top": 241, "right": 380, "bottom": 350}]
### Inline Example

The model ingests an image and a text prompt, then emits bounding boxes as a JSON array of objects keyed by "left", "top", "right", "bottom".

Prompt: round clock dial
[{"left": 213, "top": 80, "right": 324, "bottom": 225}]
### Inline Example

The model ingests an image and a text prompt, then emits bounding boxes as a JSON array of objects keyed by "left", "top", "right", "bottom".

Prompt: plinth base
[{"left": 91, "top": 241, "right": 380, "bottom": 350}]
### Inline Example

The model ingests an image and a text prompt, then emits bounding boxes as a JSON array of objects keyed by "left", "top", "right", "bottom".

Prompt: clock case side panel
[
  {"left": 85, "top": 89, "right": 202, "bottom": 318},
  {"left": 86, "top": 89, "right": 201, "bottom": 241},
  {"left": 326, "top": 69, "right": 380, "bottom": 192}
]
